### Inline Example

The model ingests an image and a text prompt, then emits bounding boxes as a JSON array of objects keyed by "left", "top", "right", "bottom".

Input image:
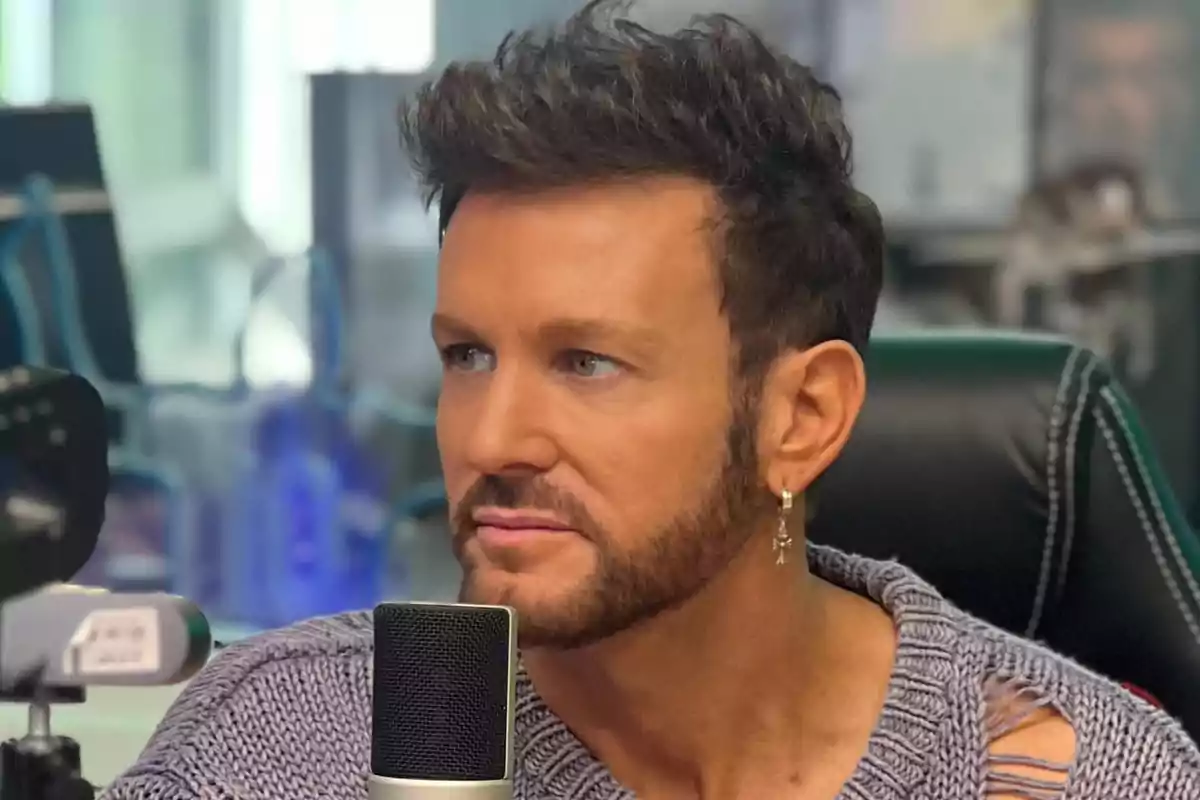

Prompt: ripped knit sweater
[{"left": 102, "top": 545, "right": 1200, "bottom": 799}]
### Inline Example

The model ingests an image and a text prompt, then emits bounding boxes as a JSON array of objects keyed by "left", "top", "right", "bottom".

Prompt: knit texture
[{"left": 102, "top": 545, "right": 1200, "bottom": 799}]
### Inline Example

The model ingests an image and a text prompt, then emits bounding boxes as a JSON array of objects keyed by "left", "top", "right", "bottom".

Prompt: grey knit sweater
[{"left": 103, "top": 545, "right": 1200, "bottom": 799}]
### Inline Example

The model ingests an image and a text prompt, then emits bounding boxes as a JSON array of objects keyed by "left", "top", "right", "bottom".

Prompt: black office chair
[{"left": 811, "top": 330, "right": 1200, "bottom": 738}]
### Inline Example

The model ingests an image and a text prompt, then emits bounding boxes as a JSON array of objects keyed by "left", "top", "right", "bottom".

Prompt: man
[
  {"left": 1042, "top": 0, "right": 1196, "bottom": 216},
  {"left": 105, "top": 3, "right": 1200, "bottom": 798}
]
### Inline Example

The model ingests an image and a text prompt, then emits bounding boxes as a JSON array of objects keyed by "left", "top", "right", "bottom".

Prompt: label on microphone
[
  {"left": 60, "top": 607, "right": 161, "bottom": 676},
  {"left": 0, "top": 591, "right": 210, "bottom": 689}
]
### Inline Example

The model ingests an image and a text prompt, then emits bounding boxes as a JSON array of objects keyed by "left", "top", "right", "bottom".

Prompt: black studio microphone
[{"left": 370, "top": 602, "right": 518, "bottom": 800}]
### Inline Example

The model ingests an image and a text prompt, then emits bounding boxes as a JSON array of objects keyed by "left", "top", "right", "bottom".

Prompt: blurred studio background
[{"left": 2, "top": 0, "right": 1200, "bottom": 781}]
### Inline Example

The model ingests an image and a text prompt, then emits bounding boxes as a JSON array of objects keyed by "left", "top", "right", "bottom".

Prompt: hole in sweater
[{"left": 981, "top": 674, "right": 1077, "bottom": 799}]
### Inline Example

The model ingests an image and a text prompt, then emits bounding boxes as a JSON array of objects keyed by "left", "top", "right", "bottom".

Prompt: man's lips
[
  {"left": 469, "top": 508, "right": 581, "bottom": 549},
  {"left": 471, "top": 508, "right": 575, "bottom": 531}
]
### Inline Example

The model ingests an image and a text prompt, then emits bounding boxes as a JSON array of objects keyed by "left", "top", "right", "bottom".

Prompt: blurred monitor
[
  {"left": 0, "top": 105, "right": 140, "bottom": 386},
  {"left": 1035, "top": 0, "right": 1200, "bottom": 221},
  {"left": 0, "top": 106, "right": 151, "bottom": 592}
]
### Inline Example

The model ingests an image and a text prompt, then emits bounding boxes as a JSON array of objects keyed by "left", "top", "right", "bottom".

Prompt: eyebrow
[
  {"left": 430, "top": 313, "right": 664, "bottom": 357},
  {"left": 538, "top": 318, "right": 664, "bottom": 356},
  {"left": 430, "top": 313, "right": 477, "bottom": 342}
]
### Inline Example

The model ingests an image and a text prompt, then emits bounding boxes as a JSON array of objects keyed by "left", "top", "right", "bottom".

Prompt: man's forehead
[
  {"left": 435, "top": 179, "right": 724, "bottom": 321},
  {"left": 441, "top": 178, "right": 717, "bottom": 245}
]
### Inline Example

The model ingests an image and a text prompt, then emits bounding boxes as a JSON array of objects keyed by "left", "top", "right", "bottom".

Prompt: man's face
[
  {"left": 433, "top": 178, "right": 771, "bottom": 649},
  {"left": 1057, "top": 15, "right": 1191, "bottom": 164}
]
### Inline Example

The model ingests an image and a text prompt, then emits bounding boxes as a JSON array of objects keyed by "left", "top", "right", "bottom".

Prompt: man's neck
[{"left": 522, "top": 539, "right": 898, "bottom": 799}]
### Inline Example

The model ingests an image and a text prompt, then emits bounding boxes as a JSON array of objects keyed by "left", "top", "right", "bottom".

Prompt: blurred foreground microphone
[
  {"left": 0, "top": 367, "right": 107, "bottom": 603},
  {"left": 371, "top": 603, "right": 517, "bottom": 800},
  {"left": 0, "top": 368, "right": 205, "bottom": 800},
  {"left": 0, "top": 588, "right": 211, "bottom": 691},
  {"left": 0, "top": 590, "right": 210, "bottom": 800}
]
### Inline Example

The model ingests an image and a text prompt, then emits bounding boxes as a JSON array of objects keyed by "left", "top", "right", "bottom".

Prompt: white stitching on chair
[
  {"left": 1027, "top": 347, "right": 1082, "bottom": 639},
  {"left": 1094, "top": 406, "right": 1200, "bottom": 645},
  {"left": 1098, "top": 385, "right": 1200, "bottom": 613},
  {"left": 1053, "top": 354, "right": 1101, "bottom": 603}
]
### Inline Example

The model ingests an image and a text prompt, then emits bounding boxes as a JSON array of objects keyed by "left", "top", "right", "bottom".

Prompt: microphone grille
[{"left": 372, "top": 603, "right": 515, "bottom": 782}]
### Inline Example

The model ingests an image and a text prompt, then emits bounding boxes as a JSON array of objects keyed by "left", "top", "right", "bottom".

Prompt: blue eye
[
  {"left": 440, "top": 344, "right": 495, "bottom": 373},
  {"left": 561, "top": 351, "right": 619, "bottom": 378}
]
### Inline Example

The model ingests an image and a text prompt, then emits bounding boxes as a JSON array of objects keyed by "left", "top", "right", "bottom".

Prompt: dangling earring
[{"left": 773, "top": 489, "right": 795, "bottom": 565}]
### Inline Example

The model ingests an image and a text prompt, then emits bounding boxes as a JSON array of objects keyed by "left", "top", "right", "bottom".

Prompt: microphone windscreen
[
  {"left": 372, "top": 603, "right": 516, "bottom": 783},
  {"left": 0, "top": 367, "right": 107, "bottom": 602}
]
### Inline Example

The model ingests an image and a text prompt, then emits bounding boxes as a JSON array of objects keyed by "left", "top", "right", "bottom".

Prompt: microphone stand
[{"left": 0, "top": 683, "right": 94, "bottom": 800}]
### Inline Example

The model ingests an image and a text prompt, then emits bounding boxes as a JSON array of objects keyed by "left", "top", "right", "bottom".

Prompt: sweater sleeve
[
  {"left": 1065, "top": 686, "right": 1200, "bottom": 798},
  {"left": 101, "top": 771, "right": 243, "bottom": 800},
  {"left": 97, "top": 613, "right": 374, "bottom": 800}
]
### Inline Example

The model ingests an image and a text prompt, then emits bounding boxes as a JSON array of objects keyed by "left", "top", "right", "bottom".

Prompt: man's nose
[{"left": 463, "top": 370, "right": 557, "bottom": 476}]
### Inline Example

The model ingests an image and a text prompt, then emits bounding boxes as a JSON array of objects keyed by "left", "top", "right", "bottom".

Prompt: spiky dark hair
[{"left": 400, "top": 0, "right": 884, "bottom": 378}]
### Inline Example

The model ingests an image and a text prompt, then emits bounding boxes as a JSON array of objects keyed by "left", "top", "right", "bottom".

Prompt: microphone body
[
  {"left": 370, "top": 602, "right": 517, "bottom": 800},
  {"left": 0, "top": 588, "right": 211, "bottom": 689}
]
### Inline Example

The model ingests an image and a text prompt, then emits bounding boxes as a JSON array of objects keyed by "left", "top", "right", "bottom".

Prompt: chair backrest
[{"left": 810, "top": 330, "right": 1200, "bottom": 738}]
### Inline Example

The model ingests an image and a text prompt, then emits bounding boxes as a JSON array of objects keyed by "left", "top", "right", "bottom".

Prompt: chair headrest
[
  {"left": 811, "top": 331, "right": 1079, "bottom": 635},
  {"left": 811, "top": 331, "right": 1200, "bottom": 737}
]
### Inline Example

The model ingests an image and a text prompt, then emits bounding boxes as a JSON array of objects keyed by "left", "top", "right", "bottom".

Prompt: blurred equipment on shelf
[{"left": 996, "top": 160, "right": 1157, "bottom": 378}]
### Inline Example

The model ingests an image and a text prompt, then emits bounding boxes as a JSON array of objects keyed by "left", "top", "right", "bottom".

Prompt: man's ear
[{"left": 757, "top": 340, "right": 866, "bottom": 497}]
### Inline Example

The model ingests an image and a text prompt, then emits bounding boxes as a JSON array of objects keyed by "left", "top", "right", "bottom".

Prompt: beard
[{"left": 450, "top": 398, "right": 771, "bottom": 649}]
